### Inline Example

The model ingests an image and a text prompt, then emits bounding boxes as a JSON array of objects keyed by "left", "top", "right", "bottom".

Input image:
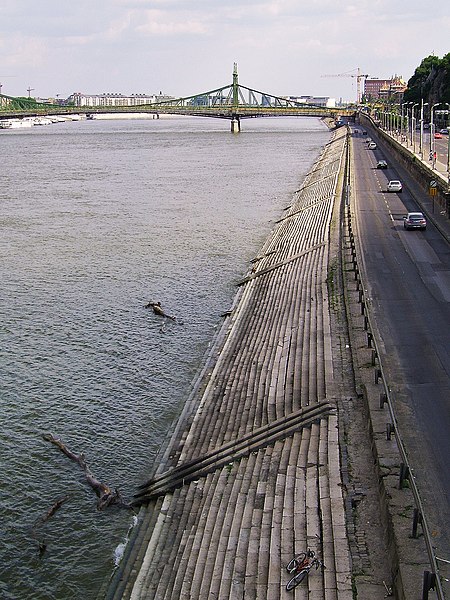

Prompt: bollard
[
  {"left": 412, "top": 507, "right": 422, "bottom": 538},
  {"left": 386, "top": 422, "right": 394, "bottom": 440},
  {"left": 361, "top": 301, "right": 365, "bottom": 315},
  {"left": 371, "top": 348, "right": 378, "bottom": 364},
  {"left": 364, "top": 315, "right": 369, "bottom": 330},
  {"left": 399, "top": 462, "right": 409, "bottom": 489},
  {"left": 367, "top": 332, "right": 373, "bottom": 348},
  {"left": 375, "top": 368, "right": 382, "bottom": 383},
  {"left": 379, "top": 392, "right": 387, "bottom": 408},
  {"left": 359, "top": 289, "right": 364, "bottom": 303},
  {"left": 422, "top": 571, "right": 437, "bottom": 599}
]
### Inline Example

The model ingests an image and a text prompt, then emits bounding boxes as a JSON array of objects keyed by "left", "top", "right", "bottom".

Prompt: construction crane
[{"left": 321, "top": 68, "right": 370, "bottom": 103}]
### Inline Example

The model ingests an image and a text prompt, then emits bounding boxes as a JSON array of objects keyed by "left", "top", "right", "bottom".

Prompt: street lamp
[
  {"left": 411, "top": 102, "right": 419, "bottom": 151},
  {"left": 430, "top": 103, "right": 441, "bottom": 169},
  {"left": 445, "top": 103, "right": 450, "bottom": 188},
  {"left": 402, "top": 102, "right": 412, "bottom": 144},
  {"left": 419, "top": 99, "right": 428, "bottom": 158}
]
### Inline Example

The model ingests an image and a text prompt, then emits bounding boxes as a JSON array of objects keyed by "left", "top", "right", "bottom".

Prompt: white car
[
  {"left": 368, "top": 142, "right": 377, "bottom": 149},
  {"left": 387, "top": 180, "right": 402, "bottom": 193}
]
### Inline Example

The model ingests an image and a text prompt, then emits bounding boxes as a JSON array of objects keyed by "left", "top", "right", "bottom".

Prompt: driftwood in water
[
  {"left": 32, "top": 495, "right": 70, "bottom": 557},
  {"left": 43, "top": 433, "right": 131, "bottom": 510},
  {"left": 144, "top": 301, "right": 177, "bottom": 321}
]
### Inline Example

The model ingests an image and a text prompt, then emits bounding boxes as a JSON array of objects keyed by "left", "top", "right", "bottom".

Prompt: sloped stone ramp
[{"left": 101, "top": 126, "right": 353, "bottom": 600}]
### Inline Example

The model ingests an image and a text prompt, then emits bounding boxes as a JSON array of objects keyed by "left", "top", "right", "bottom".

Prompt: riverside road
[{"left": 350, "top": 125, "right": 450, "bottom": 566}]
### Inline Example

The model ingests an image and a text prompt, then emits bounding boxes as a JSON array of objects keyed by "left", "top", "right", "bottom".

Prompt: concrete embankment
[{"left": 99, "top": 124, "right": 354, "bottom": 600}]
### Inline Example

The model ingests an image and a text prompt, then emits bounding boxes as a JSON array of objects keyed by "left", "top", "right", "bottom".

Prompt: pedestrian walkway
[{"left": 100, "top": 126, "right": 354, "bottom": 599}]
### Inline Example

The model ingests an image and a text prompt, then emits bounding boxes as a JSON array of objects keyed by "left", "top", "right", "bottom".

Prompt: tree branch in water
[{"left": 43, "top": 433, "right": 131, "bottom": 510}]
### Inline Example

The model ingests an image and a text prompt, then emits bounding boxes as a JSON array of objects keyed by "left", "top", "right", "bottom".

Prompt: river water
[{"left": 0, "top": 115, "right": 330, "bottom": 599}]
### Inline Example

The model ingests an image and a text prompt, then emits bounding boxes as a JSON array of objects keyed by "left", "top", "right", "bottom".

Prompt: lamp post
[
  {"left": 419, "top": 99, "right": 428, "bottom": 158},
  {"left": 445, "top": 103, "right": 450, "bottom": 189},
  {"left": 411, "top": 102, "right": 419, "bottom": 151},
  {"left": 403, "top": 102, "right": 411, "bottom": 145},
  {"left": 430, "top": 103, "right": 441, "bottom": 169}
]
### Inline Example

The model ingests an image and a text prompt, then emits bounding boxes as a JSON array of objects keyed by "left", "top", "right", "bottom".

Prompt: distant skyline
[{"left": 1, "top": 1, "right": 449, "bottom": 102}]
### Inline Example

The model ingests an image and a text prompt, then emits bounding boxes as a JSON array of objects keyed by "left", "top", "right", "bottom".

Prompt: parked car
[
  {"left": 434, "top": 132, "right": 443, "bottom": 139},
  {"left": 439, "top": 128, "right": 449, "bottom": 135},
  {"left": 365, "top": 137, "right": 372, "bottom": 143},
  {"left": 403, "top": 212, "right": 427, "bottom": 230},
  {"left": 387, "top": 180, "right": 402, "bottom": 193},
  {"left": 368, "top": 142, "right": 377, "bottom": 149},
  {"left": 376, "top": 160, "right": 388, "bottom": 169}
]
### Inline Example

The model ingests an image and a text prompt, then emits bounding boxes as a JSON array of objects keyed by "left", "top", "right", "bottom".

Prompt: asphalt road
[{"left": 351, "top": 127, "right": 450, "bottom": 565}]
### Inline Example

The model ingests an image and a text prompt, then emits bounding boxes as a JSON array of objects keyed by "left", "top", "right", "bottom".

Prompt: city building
[
  {"left": 364, "top": 76, "right": 407, "bottom": 102},
  {"left": 66, "top": 92, "right": 175, "bottom": 107}
]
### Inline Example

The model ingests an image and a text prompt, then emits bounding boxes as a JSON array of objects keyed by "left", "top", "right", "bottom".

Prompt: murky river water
[{"left": 0, "top": 115, "right": 330, "bottom": 599}]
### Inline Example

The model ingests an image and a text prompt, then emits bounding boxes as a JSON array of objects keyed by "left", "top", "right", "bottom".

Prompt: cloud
[
  {"left": 135, "top": 10, "right": 209, "bottom": 35},
  {"left": 0, "top": 34, "right": 48, "bottom": 68},
  {"left": 0, "top": 0, "right": 449, "bottom": 99}
]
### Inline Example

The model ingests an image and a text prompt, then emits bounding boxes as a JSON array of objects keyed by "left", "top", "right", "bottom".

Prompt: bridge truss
[{"left": 0, "top": 64, "right": 354, "bottom": 129}]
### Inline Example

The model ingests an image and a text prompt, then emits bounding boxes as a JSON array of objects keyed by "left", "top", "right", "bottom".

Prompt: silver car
[
  {"left": 403, "top": 212, "right": 427, "bottom": 230},
  {"left": 387, "top": 180, "right": 402, "bottom": 193}
]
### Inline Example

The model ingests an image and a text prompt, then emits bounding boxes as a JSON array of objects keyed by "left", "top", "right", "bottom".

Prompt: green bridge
[{"left": 0, "top": 64, "right": 356, "bottom": 131}]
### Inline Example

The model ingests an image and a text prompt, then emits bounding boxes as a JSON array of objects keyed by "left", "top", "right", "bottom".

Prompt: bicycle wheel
[
  {"left": 286, "top": 569, "right": 308, "bottom": 591},
  {"left": 286, "top": 552, "right": 306, "bottom": 573}
]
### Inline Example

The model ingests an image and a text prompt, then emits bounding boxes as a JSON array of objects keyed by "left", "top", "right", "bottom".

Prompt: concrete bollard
[
  {"left": 412, "top": 507, "right": 423, "bottom": 538},
  {"left": 386, "top": 422, "right": 394, "bottom": 440},
  {"left": 422, "top": 570, "right": 437, "bottom": 599},
  {"left": 399, "top": 462, "right": 409, "bottom": 489}
]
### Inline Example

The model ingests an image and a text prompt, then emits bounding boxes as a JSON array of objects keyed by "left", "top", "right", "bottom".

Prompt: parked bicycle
[{"left": 286, "top": 548, "right": 325, "bottom": 591}]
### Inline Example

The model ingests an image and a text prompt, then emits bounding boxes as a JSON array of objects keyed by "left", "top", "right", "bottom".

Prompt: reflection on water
[{"left": 0, "top": 116, "right": 330, "bottom": 599}]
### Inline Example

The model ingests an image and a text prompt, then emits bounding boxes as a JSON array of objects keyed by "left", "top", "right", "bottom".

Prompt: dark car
[
  {"left": 403, "top": 212, "right": 427, "bottom": 231},
  {"left": 377, "top": 160, "right": 388, "bottom": 169}
]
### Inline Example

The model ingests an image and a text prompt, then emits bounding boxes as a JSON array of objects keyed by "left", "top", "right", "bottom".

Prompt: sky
[{"left": 0, "top": 0, "right": 449, "bottom": 102}]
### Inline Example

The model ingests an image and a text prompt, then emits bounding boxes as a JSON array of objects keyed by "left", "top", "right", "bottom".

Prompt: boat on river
[{"left": 0, "top": 118, "right": 34, "bottom": 129}]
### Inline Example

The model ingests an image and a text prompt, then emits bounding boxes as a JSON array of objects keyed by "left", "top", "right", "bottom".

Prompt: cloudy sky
[{"left": 1, "top": 0, "right": 449, "bottom": 102}]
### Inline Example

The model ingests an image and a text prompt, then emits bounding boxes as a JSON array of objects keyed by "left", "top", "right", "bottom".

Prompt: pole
[
  {"left": 430, "top": 103, "right": 440, "bottom": 169},
  {"left": 419, "top": 100, "right": 428, "bottom": 158},
  {"left": 446, "top": 104, "right": 450, "bottom": 186},
  {"left": 412, "top": 103, "right": 419, "bottom": 153}
]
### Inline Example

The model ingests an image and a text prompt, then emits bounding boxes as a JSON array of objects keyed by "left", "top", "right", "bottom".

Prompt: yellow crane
[{"left": 321, "top": 68, "right": 370, "bottom": 103}]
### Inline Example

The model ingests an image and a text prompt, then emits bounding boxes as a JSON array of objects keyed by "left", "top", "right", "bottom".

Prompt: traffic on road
[{"left": 350, "top": 125, "right": 450, "bottom": 570}]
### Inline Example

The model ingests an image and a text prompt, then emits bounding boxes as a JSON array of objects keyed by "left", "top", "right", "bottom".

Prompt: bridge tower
[{"left": 231, "top": 63, "right": 240, "bottom": 133}]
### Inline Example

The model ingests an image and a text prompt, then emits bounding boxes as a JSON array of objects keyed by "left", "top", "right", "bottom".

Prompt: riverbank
[{"left": 99, "top": 125, "right": 357, "bottom": 599}]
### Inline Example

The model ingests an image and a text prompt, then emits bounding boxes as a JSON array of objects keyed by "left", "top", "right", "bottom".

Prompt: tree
[{"left": 404, "top": 54, "right": 450, "bottom": 105}]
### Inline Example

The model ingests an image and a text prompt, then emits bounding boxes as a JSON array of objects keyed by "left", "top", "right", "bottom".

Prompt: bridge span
[{"left": 0, "top": 64, "right": 356, "bottom": 131}]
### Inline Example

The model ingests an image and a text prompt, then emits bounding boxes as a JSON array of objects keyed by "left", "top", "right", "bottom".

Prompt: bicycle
[{"left": 285, "top": 548, "right": 325, "bottom": 591}]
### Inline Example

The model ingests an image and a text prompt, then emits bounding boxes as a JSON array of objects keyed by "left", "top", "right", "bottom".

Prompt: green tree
[{"left": 404, "top": 54, "right": 450, "bottom": 104}]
